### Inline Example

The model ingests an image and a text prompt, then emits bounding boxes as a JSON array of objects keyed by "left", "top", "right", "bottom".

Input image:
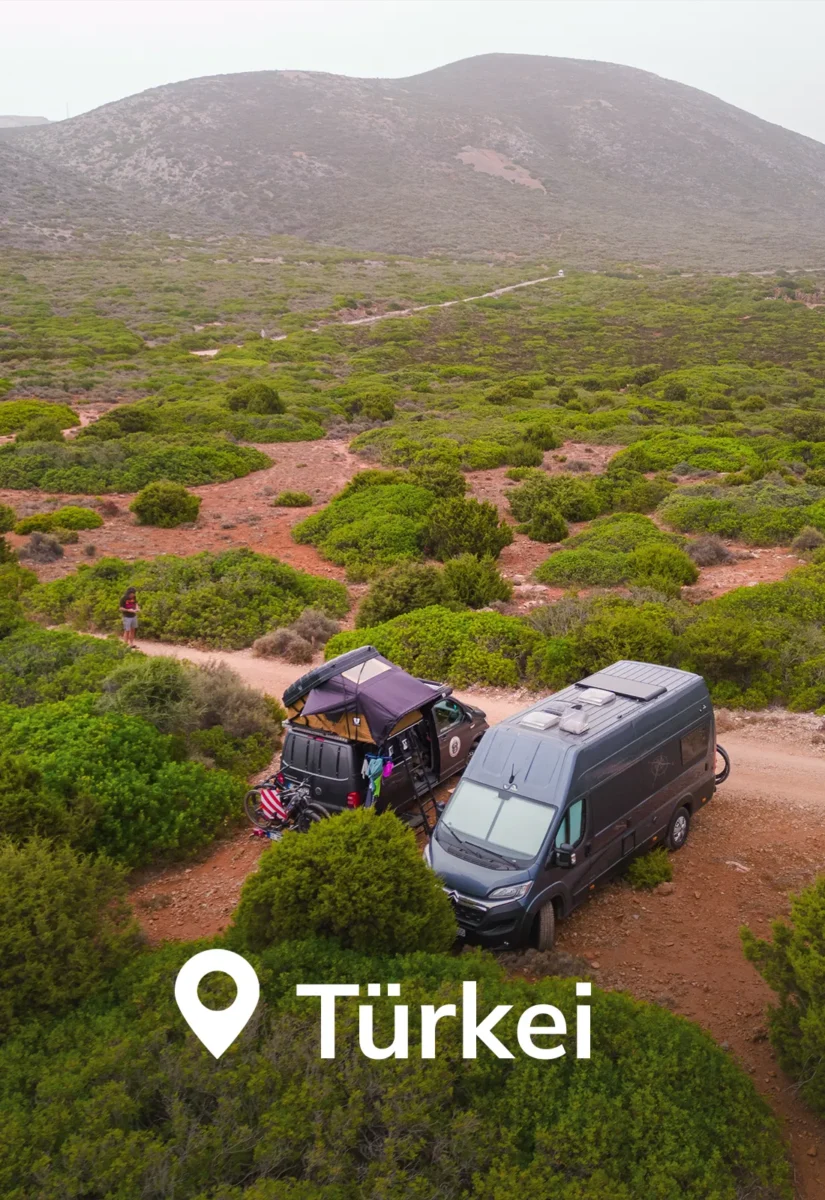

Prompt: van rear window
[{"left": 680, "top": 724, "right": 709, "bottom": 765}]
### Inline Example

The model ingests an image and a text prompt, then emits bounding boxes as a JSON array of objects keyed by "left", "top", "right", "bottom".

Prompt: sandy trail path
[{"left": 129, "top": 637, "right": 825, "bottom": 1195}]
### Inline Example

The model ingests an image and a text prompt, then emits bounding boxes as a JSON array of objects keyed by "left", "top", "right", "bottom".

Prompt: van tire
[
  {"left": 667, "top": 805, "right": 691, "bottom": 851},
  {"left": 534, "top": 901, "right": 556, "bottom": 951}
]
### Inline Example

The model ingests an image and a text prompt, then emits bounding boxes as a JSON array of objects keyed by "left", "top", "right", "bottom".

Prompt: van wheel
[
  {"left": 667, "top": 805, "right": 691, "bottom": 851},
  {"left": 533, "top": 901, "right": 556, "bottom": 951}
]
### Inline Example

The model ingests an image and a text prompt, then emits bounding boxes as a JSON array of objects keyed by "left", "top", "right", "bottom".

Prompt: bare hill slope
[{"left": 6, "top": 53, "right": 825, "bottom": 264}]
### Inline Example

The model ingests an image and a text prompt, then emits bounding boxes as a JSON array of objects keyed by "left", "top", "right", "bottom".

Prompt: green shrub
[
  {"left": 627, "top": 542, "right": 699, "bottom": 588},
  {"left": 0, "top": 940, "right": 789, "bottom": 1199},
  {"left": 536, "top": 515, "right": 694, "bottom": 591},
  {"left": 329, "top": 605, "right": 541, "bottom": 688},
  {"left": 408, "top": 461, "right": 466, "bottom": 498},
  {"left": 791, "top": 525, "right": 825, "bottom": 553},
  {"left": 0, "top": 623, "right": 128, "bottom": 707},
  {"left": 129, "top": 480, "right": 202, "bottom": 527},
  {"left": 508, "top": 472, "right": 601, "bottom": 524},
  {"left": 0, "top": 837, "right": 139, "bottom": 1035},
  {"left": 14, "top": 505, "right": 103, "bottom": 534},
  {"left": 227, "top": 380, "right": 285, "bottom": 414},
  {"left": 441, "top": 554, "right": 513, "bottom": 608},
  {"left": 26, "top": 549, "right": 348, "bottom": 650},
  {"left": 0, "top": 400, "right": 78, "bottom": 437},
  {"left": 294, "top": 479, "right": 435, "bottom": 574},
  {"left": 536, "top": 547, "right": 629, "bottom": 587},
  {"left": 356, "top": 561, "right": 448, "bottom": 627},
  {"left": 0, "top": 694, "right": 246, "bottom": 865},
  {"left": 273, "top": 490, "right": 313, "bottom": 507},
  {"left": 743, "top": 875, "right": 825, "bottom": 1117},
  {"left": 231, "top": 809, "right": 457, "bottom": 954},
  {"left": 98, "top": 656, "right": 280, "bottom": 773},
  {"left": 425, "top": 496, "right": 513, "bottom": 560},
  {"left": 0, "top": 504, "right": 15, "bottom": 534},
  {"left": 627, "top": 846, "right": 674, "bottom": 889},
  {"left": 15, "top": 416, "right": 66, "bottom": 444},
  {"left": 522, "top": 501, "right": 568, "bottom": 543},
  {"left": 0, "top": 435, "right": 269, "bottom": 493}
]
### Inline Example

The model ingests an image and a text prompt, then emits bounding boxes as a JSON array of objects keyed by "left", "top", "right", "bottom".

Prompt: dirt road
[{"left": 128, "top": 639, "right": 825, "bottom": 1195}]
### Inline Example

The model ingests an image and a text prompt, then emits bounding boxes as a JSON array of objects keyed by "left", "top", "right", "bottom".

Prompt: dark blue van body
[{"left": 427, "top": 661, "right": 717, "bottom": 949}]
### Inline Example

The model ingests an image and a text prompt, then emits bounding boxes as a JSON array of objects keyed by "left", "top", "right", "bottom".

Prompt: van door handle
[{"left": 584, "top": 842, "right": 592, "bottom": 857}]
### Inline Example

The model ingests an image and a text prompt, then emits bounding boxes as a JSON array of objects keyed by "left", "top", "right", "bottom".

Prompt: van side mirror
[{"left": 554, "top": 843, "right": 577, "bottom": 868}]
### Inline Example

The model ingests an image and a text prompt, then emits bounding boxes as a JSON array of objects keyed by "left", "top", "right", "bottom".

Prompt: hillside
[
  {"left": 0, "top": 138, "right": 147, "bottom": 248},
  {"left": 5, "top": 53, "right": 825, "bottom": 263}
]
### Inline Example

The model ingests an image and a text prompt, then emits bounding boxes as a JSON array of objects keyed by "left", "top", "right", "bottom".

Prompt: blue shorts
[{"left": 122, "top": 616, "right": 137, "bottom": 631}]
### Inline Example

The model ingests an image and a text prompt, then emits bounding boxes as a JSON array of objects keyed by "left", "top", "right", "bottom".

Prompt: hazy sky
[{"left": 3, "top": 0, "right": 825, "bottom": 143}]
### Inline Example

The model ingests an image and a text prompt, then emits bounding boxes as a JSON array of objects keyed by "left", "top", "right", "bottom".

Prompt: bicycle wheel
[
  {"left": 244, "top": 789, "right": 280, "bottom": 830},
  {"left": 294, "top": 803, "right": 329, "bottom": 833}
]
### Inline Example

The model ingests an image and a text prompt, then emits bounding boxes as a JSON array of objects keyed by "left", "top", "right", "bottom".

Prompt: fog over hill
[
  {"left": 0, "top": 115, "right": 49, "bottom": 128},
  {"left": 4, "top": 53, "right": 825, "bottom": 264}
]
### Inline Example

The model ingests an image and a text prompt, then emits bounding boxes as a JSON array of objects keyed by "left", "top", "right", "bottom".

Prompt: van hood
[{"left": 428, "top": 833, "right": 532, "bottom": 899}]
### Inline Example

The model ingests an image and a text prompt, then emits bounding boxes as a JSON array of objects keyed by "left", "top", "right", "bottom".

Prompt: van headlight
[{"left": 488, "top": 882, "right": 531, "bottom": 901}]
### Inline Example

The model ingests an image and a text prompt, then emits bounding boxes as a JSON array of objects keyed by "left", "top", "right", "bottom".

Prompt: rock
[
  {"left": 655, "top": 881, "right": 675, "bottom": 896},
  {"left": 808, "top": 1146, "right": 818, "bottom": 1157},
  {"left": 511, "top": 574, "right": 526, "bottom": 585}
]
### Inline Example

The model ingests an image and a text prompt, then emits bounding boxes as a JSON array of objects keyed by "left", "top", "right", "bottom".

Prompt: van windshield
[{"left": 439, "top": 779, "right": 557, "bottom": 862}]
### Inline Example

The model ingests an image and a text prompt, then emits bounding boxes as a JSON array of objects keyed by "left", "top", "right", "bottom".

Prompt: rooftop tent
[{"left": 284, "top": 646, "right": 448, "bottom": 746}]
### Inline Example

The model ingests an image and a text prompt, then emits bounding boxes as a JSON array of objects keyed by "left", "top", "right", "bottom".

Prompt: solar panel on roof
[{"left": 577, "top": 672, "right": 667, "bottom": 701}]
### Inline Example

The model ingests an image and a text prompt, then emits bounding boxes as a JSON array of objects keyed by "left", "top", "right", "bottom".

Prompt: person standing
[{"left": 120, "top": 587, "right": 139, "bottom": 646}]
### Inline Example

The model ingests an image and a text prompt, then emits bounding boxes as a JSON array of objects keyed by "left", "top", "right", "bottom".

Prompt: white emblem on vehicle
[{"left": 449, "top": 735, "right": 461, "bottom": 758}]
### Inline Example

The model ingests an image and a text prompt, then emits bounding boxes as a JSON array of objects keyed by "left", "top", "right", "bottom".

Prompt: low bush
[
  {"left": 0, "top": 837, "right": 139, "bottom": 1035},
  {"left": 0, "top": 623, "right": 128, "bottom": 706},
  {"left": 14, "top": 505, "right": 103, "bottom": 534},
  {"left": 356, "top": 561, "right": 449, "bottom": 627},
  {"left": 536, "top": 515, "right": 695, "bottom": 591},
  {"left": 425, "top": 496, "right": 513, "bottom": 560},
  {"left": 743, "top": 875, "right": 825, "bottom": 1117},
  {"left": 129, "top": 480, "right": 202, "bottom": 527},
  {"left": 294, "top": 477, "right": 435, "bottom": 575},
  {"left": 329, "top": 605, "right": 542, "bottom": 688},
  {"left": 97, "top": 656, "right": 281, "bottom": 773},
  {"left": 231, "top": 809, "right": 457, "bottom": 954},
  {"left": 0, "top": 939, "right": 790, "bottom": 1198},
  {"left": 273, "top": 490, "right": 313, "bottom": 506},
  {"left": 290, "top": 608, "right": 340, "bottom": 648},
  {"left": 25, "top": 549, "right": 349, "bottom": 650},
  {"left": 521, "top": 501, "right": 568, "bottom": 542},
  {"left": 0, "top": 694, "right": 246, "bottom": 865},
  {"left": 0, "top": 504, "right": 15, "bottom": 534},
  {"left": 0, "top": 400, "right": 78, "bottom": 437},
  {"left": 508, "top": 471, "right": 601, "bottom": 524},
  {"left": 18, "top": 532, "right": 63, "bottom": 563},
  {"left": 627, "top": 846, "right": 674, "bottom": 889},
  {"left": 227, "top": 380, "right": 285, "bottom": 414},
  {"left": 687, "top": 535, "right": 734, "bottom": 566},
  {"left": 408, "top": 461, "right": 466, "bottom": 497},
  {"left": 791, "top": 525, "right": 825, "bottom": 554},
  {"left": 658, "top": 478, "right": 825, "bottom": 546},
  {"left": 15, "top": 416, "right": 66, "bottom": 444},
  {"left": 252, "top": 627, "right": 314, "bottom": 663},
  {"left": 0, "top": 435, "right": 270, "bottom": 493},
  {"left": 441, "top": 553, "right": 513, "bottom": 608}
]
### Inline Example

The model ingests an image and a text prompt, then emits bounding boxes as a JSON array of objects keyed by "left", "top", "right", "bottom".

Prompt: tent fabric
[{"left": 300, "top": 654, "right": 443, "bottom": 746}]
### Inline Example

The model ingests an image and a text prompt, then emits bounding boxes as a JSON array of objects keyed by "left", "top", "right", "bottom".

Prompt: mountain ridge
[{"left": 4, "top": 53, "right": 825, "bottom": 264}]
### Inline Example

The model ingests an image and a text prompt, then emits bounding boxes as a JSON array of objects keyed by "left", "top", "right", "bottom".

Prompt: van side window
[
  {"left": 681, "top": 723, "right": 709, "bottom": 765},
  {"left": 555, "top": 799, "right": 585, "bottom": 848},
  {"left": 433, "top": 699, "right": 463, "bottom": 732}
]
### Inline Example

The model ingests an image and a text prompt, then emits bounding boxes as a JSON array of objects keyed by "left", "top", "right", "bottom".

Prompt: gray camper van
[{"left": 427, "top": 661, "right": 727, "bottom": 950}]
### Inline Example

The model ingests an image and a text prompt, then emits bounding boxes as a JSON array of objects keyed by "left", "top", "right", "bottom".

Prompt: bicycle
[{"left": 244, "top": 774, "right": 329, "bottom": 839}]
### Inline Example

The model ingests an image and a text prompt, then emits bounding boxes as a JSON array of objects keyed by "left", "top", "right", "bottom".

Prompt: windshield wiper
[
  {"left": 474, "top": 845, "right": 520, "bottom": 869},
  {"left": 441, "top": 822, "right": 467, "bottom": 845}
]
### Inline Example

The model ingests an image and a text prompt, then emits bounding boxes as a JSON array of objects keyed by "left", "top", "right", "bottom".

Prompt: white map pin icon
[{"left": 175, "top": 949, "right": 260, "bottom": 1058}]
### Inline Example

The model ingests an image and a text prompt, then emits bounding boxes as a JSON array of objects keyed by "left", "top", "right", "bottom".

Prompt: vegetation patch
[
  {"left": 535, "top": 514, "right": 698, "bottom": 593},
  {"left": 14, "top": 505, "right": 103, "bottom": 534},
  {"left": 0, "top": 400, "right": 78, "bottom": 436},
  {"left": 129, "top": 480, "right": 202, "bottom": 527},
  {"left": 0, "top": 435, "right": 269, "bottom": 493},
  {"left": 25, "top": 549, "right": 349, "bottom": 649}
]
